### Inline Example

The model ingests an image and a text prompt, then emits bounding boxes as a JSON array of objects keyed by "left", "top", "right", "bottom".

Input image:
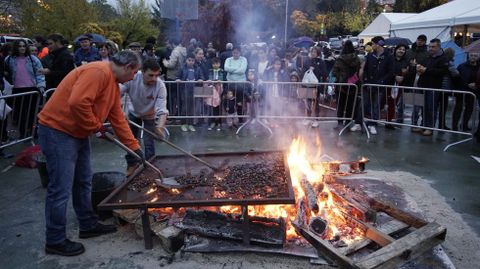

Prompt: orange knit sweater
[{"left": 38, "top": 62, "right": 140, "bottom": 150}]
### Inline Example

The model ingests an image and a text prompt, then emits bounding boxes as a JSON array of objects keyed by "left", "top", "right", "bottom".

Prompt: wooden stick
[
  {"left": 369, "top": 198, "right": 428, "bottom": 229},
  {"left": 293, "top": 222, "right": 361, "bottom": 269},
  {"left": 356, "top": 222, "right": 446, "bottom": 269}
]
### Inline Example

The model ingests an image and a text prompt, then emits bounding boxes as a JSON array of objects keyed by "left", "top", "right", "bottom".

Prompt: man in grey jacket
[{"left": 120, "top": 58, "right": 169, "bottom": 175}]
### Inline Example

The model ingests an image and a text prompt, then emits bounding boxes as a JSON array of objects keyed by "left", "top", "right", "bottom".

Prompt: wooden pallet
[{"left": 294, "top": 197, "right": 447, "bottom": 269}]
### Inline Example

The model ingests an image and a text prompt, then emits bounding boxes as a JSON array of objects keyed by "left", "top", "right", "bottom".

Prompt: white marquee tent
[
  {"left": 390, "top": 0, "right": 480, "bottom": 43},
  {"left": 359, "top": 13, "right": 417, "bottom": 42}
]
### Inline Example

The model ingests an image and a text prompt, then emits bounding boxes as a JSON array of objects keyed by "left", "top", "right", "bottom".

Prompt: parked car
[
  {"left": 0, "top": 35, "right": 34, "bottom": 46},
  {"left": 347, "top": 37, "right": 360, "bottom": 48},
  {"left": 329, "top": 38, "right": 343, "bottom": 50}
]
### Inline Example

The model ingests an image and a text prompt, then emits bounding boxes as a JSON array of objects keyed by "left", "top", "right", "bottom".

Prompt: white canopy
[
  {"left": 359, "top": 13, "right": 417, "bottom": 42},
  {"left": 390, "top": 0, "right": 480, "bottom": 42}
]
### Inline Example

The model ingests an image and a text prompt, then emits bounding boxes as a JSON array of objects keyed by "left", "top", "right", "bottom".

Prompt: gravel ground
[{"left": 30, "top": 170, "right": 475, "bottom": 269}]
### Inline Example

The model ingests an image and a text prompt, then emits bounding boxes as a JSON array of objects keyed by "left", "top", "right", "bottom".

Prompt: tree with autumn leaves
[
  {"left": 1, "top": 0, "right": 450, "bottom": 48},
  {"left": 2, "top": 0, "right": 158, "bottom": 48}
]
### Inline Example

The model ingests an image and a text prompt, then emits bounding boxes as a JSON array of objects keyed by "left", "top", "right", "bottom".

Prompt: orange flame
[{"left": 218, "top": 136, "right": 364, "bottom": 243}]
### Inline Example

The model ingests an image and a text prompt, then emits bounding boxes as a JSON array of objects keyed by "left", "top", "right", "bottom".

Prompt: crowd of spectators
[{"left": 1, "top": 32, "right": 480, "bottom": 154}]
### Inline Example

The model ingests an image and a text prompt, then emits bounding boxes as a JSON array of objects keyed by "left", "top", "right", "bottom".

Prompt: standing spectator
[
  {"left": 142, "top": 43, "right": 158, "bottom": 62},
  {"left": 307, "top": 46, "right": 327, "bottom": 128},
  {"left": 332, "top": 40, "right": 360, "bottom": 129},
  {"left": 176, "top": 53, "right": 204, "bottom": 132},
  {"left": 475, "top": 66, "right": 480, "bottom": 140},
  {"left": 254, "top": 47, "right": 270, "bottom": 81},
  {"left": 224, "top": 46, "right": 248, "bottom": 119},
  {"left": 120, "top": 59, "right": 168, "bottom": 175},
  {"left": 406, "top": 35, "right": 429, "bottom": 132},
  {"left": 363, "top": 36, "right": 394, "bottom": 135},
  {"left": 0, "top": 51, "right": 11, "bottom": 158},
  {"left": 223, "top": 89, "right": 239, "bottom": 129},
  {"left": 97, "top": 43, "right": 112, "bottom": 62},
  {"left": 437, "top": 48, "right": 459, "bottom": 130},
  {"left": 268, "top": 47, "right": 278, "bottom": 64},
  {"left": 416, "top": 38, "right": 448, "bottom": 136},
  {"left": 29, "top": 45, "right": 39, "bottom": 58},
  {"left": 194, "top": 48, "right": 210, "bottom": 123},
  {"left": 205, "top": 57, "right": 225, "bottom": 131},
  {"left": 35, "top": 36, "right": 49, "bottom": 60},
  {"left": 127, "top": 42, "right": 143, "bottom": 56},
  {"left": 263, "top": 57, "right": 288, "bottom": 124},
  {"left": 387, "top": 44, "right": 409, "bottom": 127},
  {"left": 220, "top": 43, "right": 233, "bottom": 69},
  {"left": 194, "top": 48, "right": 210, "bottom": 79},
  {"left": 74, "top": 35, "right": 99, "bottom": 66},
  {"left": 452, "top": 52, "right": 479, "bottom": 132},
  {"left": 3, "top": 40, "right": 46, "bottom": 137},
  {"left": 163, "top": 38, "right": 187, "bottom": 117},
  {"left": 40, "top": 34, "right": 75, "bottom": 90}
]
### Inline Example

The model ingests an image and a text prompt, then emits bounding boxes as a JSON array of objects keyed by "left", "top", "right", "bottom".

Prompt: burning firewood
[
  {"left": 293, "top": 199, "right": 309, "bottom": 228},
  {"left": 309, "top": 217, "right": 328, "bottom": 237},
  {"left": 300, "top": 178, "right": 319, "bottom": 214}
]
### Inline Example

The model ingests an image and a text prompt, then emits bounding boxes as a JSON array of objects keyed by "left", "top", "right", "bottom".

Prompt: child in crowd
[
  {"left": 205, "top": 57, "right": 225, "bottom": 131},
  {"left": 176, "top": 53, "right": 204, "bottom": 132},
  {"left": 223, "top": 90, "right": 239, "bottom": 129}
]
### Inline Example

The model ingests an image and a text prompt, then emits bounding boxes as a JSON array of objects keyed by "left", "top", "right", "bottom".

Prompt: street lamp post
[{"left": 284, "top": 0, "right": 289, "bottom": 47}]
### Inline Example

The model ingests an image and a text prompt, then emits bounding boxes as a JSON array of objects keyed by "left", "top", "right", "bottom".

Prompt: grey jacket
[
  {"left": 120, "top": 72, "right": 168, "bottom": 120},
  {"left": 163, "top": 45, "right": 187, "bottom": 80}
]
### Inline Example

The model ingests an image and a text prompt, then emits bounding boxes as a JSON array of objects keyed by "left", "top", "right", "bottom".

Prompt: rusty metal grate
[{"left": 98, "top": 151, "right": 295, "bottom": 210}]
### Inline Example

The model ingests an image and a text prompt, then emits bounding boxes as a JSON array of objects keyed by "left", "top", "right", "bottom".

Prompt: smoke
[{"left": 227, "top": 1, "right": 279, "bottom": 45}]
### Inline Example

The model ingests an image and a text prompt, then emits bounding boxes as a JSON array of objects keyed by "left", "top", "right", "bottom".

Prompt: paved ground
[{"left": 0, "top": 122, "right": 479, "bottom": 268}]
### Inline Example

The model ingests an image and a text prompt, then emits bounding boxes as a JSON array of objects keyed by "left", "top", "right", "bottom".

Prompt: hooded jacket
[
  {"left": 163, "top": 45, "right": 187, "bottom": 80},
  {"left": 332, "top": 53, "right": 360, "bottom": 83}
]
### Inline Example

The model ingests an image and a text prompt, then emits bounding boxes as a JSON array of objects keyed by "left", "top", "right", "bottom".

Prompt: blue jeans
[
  {"left": 125, "top": 113, "right": 156, "bottom": 166},
  {"left": 424, "top": 91, "right": 439, "bottom": 128},
  {"left": 38, "top": 124, "right": 98, "bottom": 245},
  {"left": 364, "top": 86, "right": 380, "bottom": 126}
]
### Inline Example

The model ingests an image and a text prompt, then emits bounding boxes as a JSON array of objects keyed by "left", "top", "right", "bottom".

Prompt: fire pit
[
  {"left": 99, "top": 141, "right": 447, "bottom": 268},
  {"left": 98, "top": 151, "right": 295, "bottom": 248}
]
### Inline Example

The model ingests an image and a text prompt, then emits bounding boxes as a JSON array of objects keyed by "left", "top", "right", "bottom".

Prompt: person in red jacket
[{"left": 37, "top": 51, "right": 143, "bottom": 256}]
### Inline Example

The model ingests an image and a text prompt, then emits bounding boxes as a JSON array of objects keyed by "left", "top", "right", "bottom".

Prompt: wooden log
[
  {"left": 369, "top": 198, "right": 427, "bottom": 229},
  {"left": 157, "top": 226, "right": 185, "bottom": 253},
  {"left": 292, "top": 222, "right": 361, "bottom": 269},
  {"left": 329, "top": 186, "right": 376, "bottom": 223},
  {"left": 341, "top": 212, "right": 395, "bottom": 247},
  {"left": 113, "top": 209, "right": 141, "bottom": 224},
  {"left": 293, "top": 198, "right": 309, "bottom": 228},
  {"left": 356, "top": 222, "right": 446, "bottom": 269},
  {"left": 339, "top": 219, "right": 410, "bottom": 256},
  {"left": 135, "top": 214, "right": 155, "bottom": 238},
  {"left": 301, "top": 178, "right": 319, "bottom": 213},
  {"left": 309, "top": 217, "right": 328, "bottom": 237}
]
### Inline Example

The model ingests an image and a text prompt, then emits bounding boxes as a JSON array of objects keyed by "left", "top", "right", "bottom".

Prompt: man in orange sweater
[{"left": 37, "top": 51, "right": 143, "bottom": 256}]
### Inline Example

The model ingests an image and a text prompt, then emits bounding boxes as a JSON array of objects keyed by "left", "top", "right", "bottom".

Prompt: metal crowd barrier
[
  {"left": 158, "top": 81, "right": 360, "bottom": 135},
  {"left": 161, "top": 81, "right": 253, "bottom": 133},
  {"left": 43, "top": 88, "right": 56, "bottom": 105},
  {"left": 0, "top": 91, "right": 41, "bottom": 150},
  {"left": 361, "top": 84, "right": 477, "bottom": 151}
]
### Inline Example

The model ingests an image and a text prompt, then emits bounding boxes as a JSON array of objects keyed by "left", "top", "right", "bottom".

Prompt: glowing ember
[
  {"left": 150, "top": 196, "right": 159, "bottom": 203},
  {"left": 359, "top": 157, "right": 369, "bottom": 163},
  {"left": 170, "top": 189, "right": 180, "bottom": 194},
  {"left": 145, "top": 187, "right": 157, "bottom": 195}
]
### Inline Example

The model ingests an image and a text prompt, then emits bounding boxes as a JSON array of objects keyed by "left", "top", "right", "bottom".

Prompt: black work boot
[
  {"left": 79, "top": 223, "right": 117, "bottom": 239},
  {"left": 45, "top": 239, "right": 85, "bottom": 256}
]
